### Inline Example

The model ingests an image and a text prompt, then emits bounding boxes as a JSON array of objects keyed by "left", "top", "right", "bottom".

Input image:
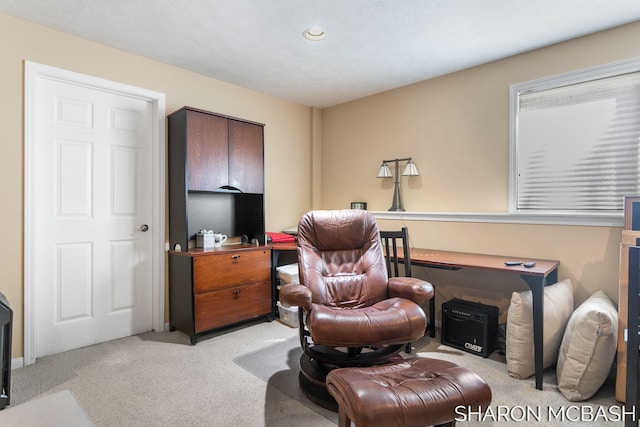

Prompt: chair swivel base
[
  {"left": 298, "top": 346, "right": 405, "bottom": 412},
  {"left": 299, "top": 353, "right": 338, "bottom": 411}
]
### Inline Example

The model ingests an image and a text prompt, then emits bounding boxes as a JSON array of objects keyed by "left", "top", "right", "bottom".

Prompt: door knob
[{"left": 139, "top": 224, "right": 149, "bottom": 232}]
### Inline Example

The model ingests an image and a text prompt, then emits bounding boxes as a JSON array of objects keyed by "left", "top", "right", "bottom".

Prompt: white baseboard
[
  {"left": 11, "top": 357, "right": 24, "bottom": 370},
  {"left": 9, "top": 325, "right": 170, "bottom": 371}
]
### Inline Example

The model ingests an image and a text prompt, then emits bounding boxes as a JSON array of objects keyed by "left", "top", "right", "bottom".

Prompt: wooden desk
[
  {"left": 271, "top": 243, "right": 560, "bottom": 390},
  {"left": 271, "top": 242, "right": 297, "bottom": 252},
  {"left": 405, "top": 248, "right": 560, "bottom": 390}
]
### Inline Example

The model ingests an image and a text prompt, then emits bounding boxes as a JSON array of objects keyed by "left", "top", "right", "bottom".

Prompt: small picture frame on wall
[
  {"left": 350, "top": 202, "right": 367, "bottom": 210},
  {"left": 624, "top": 196, "right": 640, "bottom": 230}
]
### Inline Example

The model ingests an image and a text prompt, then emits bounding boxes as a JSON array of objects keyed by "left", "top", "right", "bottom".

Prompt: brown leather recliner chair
[{"left": 279, "top": 210, "right": 434, "bottom": 407}]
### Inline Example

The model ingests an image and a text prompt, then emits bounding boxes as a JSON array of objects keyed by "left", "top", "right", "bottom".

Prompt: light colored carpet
[
  {"left": 233, "top": 336, "right": 337, "bottom": 424},
  {"left": 10, "top": 321, "right": 333, "bottom": 426},
  {"left": 10, "top": 319, "right": 623, "bottom": 426},
  {"left": 234, "top": 329, "right": 623, "bottom": 427}
]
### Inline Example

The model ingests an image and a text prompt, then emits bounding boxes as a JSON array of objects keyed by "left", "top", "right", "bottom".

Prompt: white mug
[{"left": 213, "top": 233, "right": 227, "bottom": 247}]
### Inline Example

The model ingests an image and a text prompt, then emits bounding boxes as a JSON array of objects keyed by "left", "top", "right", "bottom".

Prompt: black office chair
[{"left": 380, "top": 227, "right": 436, "bottom": 342}]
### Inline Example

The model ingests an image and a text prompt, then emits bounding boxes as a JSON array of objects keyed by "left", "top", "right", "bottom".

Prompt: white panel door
[{"left": 32, "top": 75, "right": 154, "bottom": 357}]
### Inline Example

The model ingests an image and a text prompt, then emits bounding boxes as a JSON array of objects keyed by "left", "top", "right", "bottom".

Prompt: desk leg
[{"left": 522, "top": 273, "right": 556, "bottom": 391}]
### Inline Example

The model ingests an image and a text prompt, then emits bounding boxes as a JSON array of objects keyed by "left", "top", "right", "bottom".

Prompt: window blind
[{"left": 515, "top": 71, "right": 640, "bottom": 212}]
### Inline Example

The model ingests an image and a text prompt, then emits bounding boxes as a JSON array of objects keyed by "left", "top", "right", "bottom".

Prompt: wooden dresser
[
  {"left": 167, "top": 106, "right": 270, "bottom": 344},
  {"left": 169, "top": 246, "right": 272, "bottom": 344}
]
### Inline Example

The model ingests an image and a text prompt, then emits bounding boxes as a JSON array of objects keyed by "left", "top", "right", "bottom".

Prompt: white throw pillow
[
  {"left": 556, "top": 290, "right": 617, "bottom": 401},
  {"left": 506, "top": 279, "right": 574, "bottom": 379}
]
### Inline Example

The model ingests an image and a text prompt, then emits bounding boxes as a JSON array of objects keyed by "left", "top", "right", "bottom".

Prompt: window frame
[{"left": 509, "top": 56, "right": 640, "bottom": 226}]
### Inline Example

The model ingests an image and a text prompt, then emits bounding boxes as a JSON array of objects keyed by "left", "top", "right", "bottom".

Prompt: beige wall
[
  {"left": 0, "top": 13, "right": 312, "bottom": 359},
  {"left": 4, "top": 11, "right": 640, "bottom": 360},
  {"left": 321, "top": 21, "right": 640, "bottom": 320}
]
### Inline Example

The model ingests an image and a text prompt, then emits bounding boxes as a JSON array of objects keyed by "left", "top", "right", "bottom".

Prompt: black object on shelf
[{"left": 0, "top": 292, "right": 12, "bottom": 410}]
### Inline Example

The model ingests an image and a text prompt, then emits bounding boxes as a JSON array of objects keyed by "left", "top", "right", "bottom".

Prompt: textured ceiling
[{"left": 2, "top": 0, "right": 640, "bottom": 107}]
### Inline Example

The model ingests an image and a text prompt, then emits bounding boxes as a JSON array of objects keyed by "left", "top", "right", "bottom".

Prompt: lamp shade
[
  {"left": 402, "top": 159, "right": 419, "bottom": 176},
  {"left": 377, "top": 162, "right": 392, "bottom": 178}
]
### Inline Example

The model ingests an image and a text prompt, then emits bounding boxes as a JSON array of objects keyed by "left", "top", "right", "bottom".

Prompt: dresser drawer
[
  {"left": 193, "top": 249, "right": 270, "bottom": 294},
  {"left": 194, "top": 282, "right": 271, "bottom": 332}
]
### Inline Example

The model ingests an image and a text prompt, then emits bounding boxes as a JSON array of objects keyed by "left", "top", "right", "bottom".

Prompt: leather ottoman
[{"left": 326, "top": 357, "right": 491, "bottom": 427}]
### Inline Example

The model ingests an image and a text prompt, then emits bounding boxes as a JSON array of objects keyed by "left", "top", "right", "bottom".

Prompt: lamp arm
[{"left": 381, "top": 157, "right": 412, "bottom": 164}]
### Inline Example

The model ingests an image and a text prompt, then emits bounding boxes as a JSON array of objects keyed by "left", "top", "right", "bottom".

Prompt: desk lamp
[{"left": 376, "top": 158, "right": 419, "bottom": 211}]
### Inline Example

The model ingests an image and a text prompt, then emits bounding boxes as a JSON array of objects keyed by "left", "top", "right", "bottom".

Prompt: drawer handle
[
  {"left": 233, "top": 289, "right": 241, "bottom": 296},
  {"left": 231, "top": 255, "right": 241, "bottom": 260}
]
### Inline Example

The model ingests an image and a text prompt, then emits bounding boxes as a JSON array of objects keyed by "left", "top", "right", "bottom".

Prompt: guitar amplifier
[{"left": 442, "top": 298, "right": 498, "bottom": 358}]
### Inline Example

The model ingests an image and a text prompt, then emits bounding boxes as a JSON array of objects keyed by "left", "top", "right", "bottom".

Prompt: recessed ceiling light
[{"left": 303, "top": 28, "right": 326, "bottom": 41}]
